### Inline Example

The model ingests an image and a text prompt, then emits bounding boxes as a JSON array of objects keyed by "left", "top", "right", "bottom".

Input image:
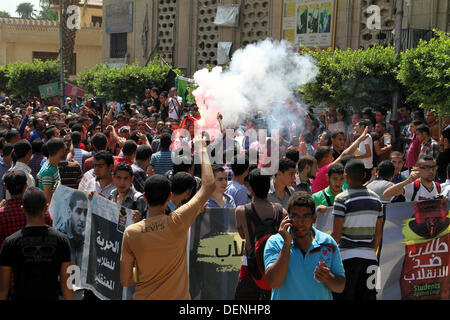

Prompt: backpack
[
  {"left": 411, "top": 179, "right": 441, "bottom": 202},
  {"left": 244, "top": 202, "right": 283, "bottom": 291}
]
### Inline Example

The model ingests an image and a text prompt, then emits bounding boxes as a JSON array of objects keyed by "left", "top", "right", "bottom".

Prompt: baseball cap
[{"left": 118, "top": 126, "right": 130, "bottom": 133}]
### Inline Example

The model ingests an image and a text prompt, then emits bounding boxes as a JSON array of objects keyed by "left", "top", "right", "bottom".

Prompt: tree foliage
[
  {"left": 301, "top": 45, "right": 401, "bottom": 111},
  {"left": 0, "top": 65, "right": 10, "bottom": 94},
  {"left": 77, "top": 58, "right": 181, "bottom": 103},
  {"left": 398, "top": 30, "right": 450, "bottom": 116},
  {"left": 6, "top": 59, "right": 59, "bottom": 98},
  {"left": 16, "top": 2, "right": 36, "bottom": 19},
  {"left": 0, "top": 11, "right": 11, "bottom": 18}
]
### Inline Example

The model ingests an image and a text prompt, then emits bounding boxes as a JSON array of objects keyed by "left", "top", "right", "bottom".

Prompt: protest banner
[
  {"left": 38, "top": 82, "right": 60, "bottom": 99},
  {"left": 49, "top": 185, "right": 135, "bottom": 300},
  {"left": 378, "top": 200, "right": 450, "bottom": 300},
  {"left": 48, "top": 185, "right": 89, "bottom": 269},
  {"left": 81, "top": 193, "right": 135, "bottom": 300},
  {"left": 189, "top": 208, "right": 244, "bottom": 300}
]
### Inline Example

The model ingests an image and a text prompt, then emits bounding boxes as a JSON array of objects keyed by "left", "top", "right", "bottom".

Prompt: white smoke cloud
[{"left": 192, "top": 39, "right": 318, "bottom": 129}]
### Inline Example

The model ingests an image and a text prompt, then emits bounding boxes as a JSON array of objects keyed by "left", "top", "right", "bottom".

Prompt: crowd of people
[{"left": 0, "top": 88, "right": 448, "bottom": 301}]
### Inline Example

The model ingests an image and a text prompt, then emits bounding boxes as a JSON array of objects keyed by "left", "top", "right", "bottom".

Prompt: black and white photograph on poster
[
  {"left": 48, "top": 185, "right": 89, "bottom": 269},
  {"left": 80, "top": 193, "right": 135, "bottom": 300}
]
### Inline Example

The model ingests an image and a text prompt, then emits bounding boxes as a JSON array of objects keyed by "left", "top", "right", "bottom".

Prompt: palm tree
[
  {"left": 16, "top": 2, "right": 36, "bottom": 19},
  {"left": 40, "top": 0, "right": 87, "bottom": 78}
]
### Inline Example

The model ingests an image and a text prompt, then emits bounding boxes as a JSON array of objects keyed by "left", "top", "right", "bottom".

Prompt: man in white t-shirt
[
  {"left": 383, "top": 155, "right": 441, "bottom": 202},
  {"left": 167, "top": 87, "right": 183, "bottom": 121},
  {"left": 354, "top": 119, "right": 373, "bottom": 183}
]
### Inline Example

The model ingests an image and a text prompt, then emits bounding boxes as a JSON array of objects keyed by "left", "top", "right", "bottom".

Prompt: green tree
[
  {"left": 77, "top": 58, "right": 180, "bottom": 103},
  {"left": 0, "top": 65, "right": 10, "bottom": 95},
  {"left": 16, "top": 2, "right": 36, "bottom": 19},
  {"left": 301, "top": 45, "right": 401, "bottom": 111},
  {"left": 37, "top": 2, "right": 58, "bottom": 20},
  {"left": 6, "top": 59, "right": 60, "bottom": 98},
  {"left": 398, "top": 30, "right": 450, "bottom": 117},
  {"left": 0, "top": 11, "right": 11, "bottom": 18}
]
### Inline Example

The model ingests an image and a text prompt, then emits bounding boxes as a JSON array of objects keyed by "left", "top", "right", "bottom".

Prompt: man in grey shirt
[
  {"left": 267, "top": 158, "right": 296, "bottom": 209},
  {"left": 366, "top": 160, "right": 395, "bottom": 203}
]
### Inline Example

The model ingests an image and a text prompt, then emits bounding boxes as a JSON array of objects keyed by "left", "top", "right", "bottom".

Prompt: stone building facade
[
  {"left": 0, "top": 1, "right": 103, "bottom": 78},
  {"left": 102, "top": 0, "right": 449, "bottom": 76}
]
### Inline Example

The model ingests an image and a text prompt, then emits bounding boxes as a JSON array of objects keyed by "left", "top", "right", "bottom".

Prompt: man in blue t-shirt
[{"left": 264, "top": 191, "right": 345, "bottom": 300}]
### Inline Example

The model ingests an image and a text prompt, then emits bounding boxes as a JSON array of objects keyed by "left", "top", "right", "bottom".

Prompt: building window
[
  {"left": 32, "top": 51, "right": 58, "bottom": 61},
  {"left": 110, "top": 33, "right": 127, "bottom": 58},
  {"left": 92, "top": 16, "right": 102, "bottom": 27}
]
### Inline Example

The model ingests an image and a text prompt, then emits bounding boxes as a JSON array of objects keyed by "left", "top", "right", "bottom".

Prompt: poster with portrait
[
  {"left": 378, "top": 200, "right": 450, "bottom": 300},
  {"left": 282, "top": 0, "right": 336, "bottom": 48},
  {"left": 189, "top": 208, "right": 245, "bottom": 300},
  {"left": 48, "top": 185, "right": 89, "bottom": 269},
  {"left": 81, "top": 193, "right": 135, "bottom": 300}
]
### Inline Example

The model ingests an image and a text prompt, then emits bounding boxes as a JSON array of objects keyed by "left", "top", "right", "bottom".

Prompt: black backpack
[{"left": 245, "top": 202, "right": 283, "bottom": 291}]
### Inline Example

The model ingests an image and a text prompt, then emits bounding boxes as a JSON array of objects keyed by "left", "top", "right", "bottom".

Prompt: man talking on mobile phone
[{"left": 264, "top": 191, "right": 346, "bottom": 300}]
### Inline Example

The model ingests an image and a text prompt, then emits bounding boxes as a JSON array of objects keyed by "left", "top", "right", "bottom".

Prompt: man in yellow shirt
[{"left": 120, "top": 138, "right": 215, "bottom": 299}]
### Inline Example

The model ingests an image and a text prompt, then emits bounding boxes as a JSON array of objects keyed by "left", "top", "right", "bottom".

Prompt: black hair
[
  {"left": 231, "top": 154, "right": 249, "bottom": 176},
  {"left": 94, "top": 150, "right": 114, "bottom": 167},
  {"left": 314, "top": 146, "right": 331, "bottom": 165},
  {"left": 412, "top": 120, "right": 423, "bottom": 127},
  {"left": 285, "top": 148, "right": 300, "bottom": 164},
  {"left": 5, "top": 129, "right": 19, "bottom": 142},
  {"left": 136, "top": 145, "right": 152, "bottom": 161},
  {"left": 447, "top": 163, "right": 450, "bottom": 178},
  {"left": 415, "top": 125, "right": 430, "bottom": 136},
  {"left": 160, "top": 133, "right": 172, "bottom": 150},
  {"left": 144, "top": 174, "right": 171, "bottom": 206},
  {"left": 297, "top": 155, "right": 315, "bottom": 172},
  {"left": 417, "top": 155, "right": 435, "bottom": 164},
  {"left": 71, "top": 123, "right": 83, "bottom": 133},
  {"left": 71, "top": 131, "right": 82, "bottom": 146},
  {"left": 212, "top": 164, "right": 225, "bottom": 176},
  {"left": 2, "top": 170, "right": 27, "bottom": 196},
  {"left": 91, "top": 133, "right": 108, "bottom": 151},
  {"left": 46, "top": 138, "right": 66, "bottom": 157},
  {"left": 13, "top": 139, "right": 31, "bottom": 160},
  {"left": 171, "top": 172, "right": 195, "bottom": 195},
  {"left": 113, "top": 161, "right": 133, "bottom": 177},
  {"left": 376, "top": 108, "right": 388, "bottom": 117},
  {"left": 328, "top": 162, "right": 344, "bottom": 177},
  {"left": 331, "top": 130, "right": 345, "bottom": 139},
  {"left": 377, "top": 121, "right": 387, "bottom": 128},
  {"left": 320, "top": 131, "right": 332, "bottom": 146},
  {"left": 377, "top": 160, "right": 395, "bottom": 180},
  {"left": 442, "top": 127, "right": 450, "bottom": 141},
  {"left": 357, "top": 119, "right": 372, "bottom": 127},
  {"left": 248, "top": 168, "right": 270, "bottom": 199},
  {"left": 31, "top": 139, "right": 44, "bottom": 154},
  {"left": 278, "top": 158, "right": 296, "bottom": 173},
  {"left": 122, "top": 140, "right": 138, "bottom": 157},
  {"left": 22, "top": 187, "right": 47, "bottom": 217},
  {"left": 345, "top": 159, "right": 366, "bottom": 184},
  {"left": 287, "top": 191, "right": 315, "bottom": 215},
  {"left": 45, "top": 127, "right": 57, "bottom": 139}
]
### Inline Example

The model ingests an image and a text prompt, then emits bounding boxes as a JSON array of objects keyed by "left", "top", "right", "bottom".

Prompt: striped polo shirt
[
  {"left": 37, "top": 161, "right": 61, "bottom": 192},
  {"left": 332, "top": 186, "right": 383, "bottom": 261},
  {"left": 150, "top": 150, "right": 174, "bottom": 175}
]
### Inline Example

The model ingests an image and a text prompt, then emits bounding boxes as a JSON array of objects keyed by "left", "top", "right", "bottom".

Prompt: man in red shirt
[
  {"left": 0, "top": 171, "right": 53, "bottom": 249},
  {"left": 114, "top": 140, "right": 137, "bottom": 168}
]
